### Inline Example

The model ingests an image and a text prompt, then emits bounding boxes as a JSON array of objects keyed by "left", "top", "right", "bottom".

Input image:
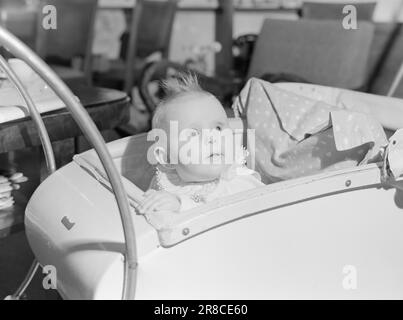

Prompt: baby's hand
[{"left": 138, "top": 189, "right": 181, "bottom": 214}]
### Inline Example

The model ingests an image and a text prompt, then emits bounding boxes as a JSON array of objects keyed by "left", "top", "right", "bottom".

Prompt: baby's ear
[
  {"left": 154, "top": 146, "right": 167, "bottom": 165},
  {"left": 154, "top": 147, "right": 175, "bottom": 170}
]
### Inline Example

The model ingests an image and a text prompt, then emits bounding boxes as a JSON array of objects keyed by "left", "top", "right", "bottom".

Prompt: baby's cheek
[
  {"left": 177, "top": 138, "right": 203, "bottom": 165},
  {"left": 166, "top": 137, "right": 194, "bottom": 164}
]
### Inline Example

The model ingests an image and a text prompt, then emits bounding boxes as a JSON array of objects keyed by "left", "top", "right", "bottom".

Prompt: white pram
[
  {"left": 1, "top": 26, "right": 403, "bottom": 300},
  {"left": 27, "top": 83, "right": 403, "bottom": 299}
]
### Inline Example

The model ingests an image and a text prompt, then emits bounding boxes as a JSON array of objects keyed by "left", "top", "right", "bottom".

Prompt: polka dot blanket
[{"left": 232, "top": 78, "right": 387, "bottom": 184}]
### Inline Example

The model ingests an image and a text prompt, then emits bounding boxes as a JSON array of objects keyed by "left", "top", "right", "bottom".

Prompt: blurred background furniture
[
  {"left": 298, "top": 1, "right": 403, "bottom": 97},
  {"left": 35, "top": 0, "right": 98, "bottom": 87},
  {"left": 232, "top": 33, "right": 258, "bottom": 80},
  {"left": 137, "top": 15, "right": 403, "bottom": 128},
  {"left": 215, "top": 0, "right": 234, "bottom": 78},
  {"left": 298, "top": 1, "right": 403, "bottom": 98},
  {"left": 94, "top": 0, "right": 178, "bottom": 94},
  {"left": 369, "top": 23, "right": 403, "bottom": 96},
  {"left": 0, "top": 6, "right": 37, "bottom": 52},
  {"left": 248, "top": 18, "right": 375, "bottom": 90},
  {"left": 0, "top": 0, "right": 403, "bottom": 129},
  {"left": 301, "top": 1, "right": 377, "bottom": 21},
  {"left": 0, "top": 0, "right": 98, "bottom": 87}
]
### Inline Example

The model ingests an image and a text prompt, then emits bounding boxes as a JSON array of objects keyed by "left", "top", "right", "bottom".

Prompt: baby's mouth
[{"left": 208, "top": 152, "right": 223, "bottom": 158}]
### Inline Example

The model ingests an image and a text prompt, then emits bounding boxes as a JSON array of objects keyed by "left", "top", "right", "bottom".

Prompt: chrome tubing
[
  {"left": 0, "top": 55, "right": 57, "bottom": 300},
  {"left": 0, "top": 27, "right": 137, "bottom": 300},
  {"left": 0, "top": 56, "right": 56, "bottom": 173}
]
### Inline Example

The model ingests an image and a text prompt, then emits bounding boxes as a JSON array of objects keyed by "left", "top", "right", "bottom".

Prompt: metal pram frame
[{"left": 0, "top": 27, "right": 138, "bottom": 300}]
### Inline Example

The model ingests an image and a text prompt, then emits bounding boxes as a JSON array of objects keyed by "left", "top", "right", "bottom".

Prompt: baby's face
[{"left": 164, "top": 93, "right": 231, "bottom": 182}]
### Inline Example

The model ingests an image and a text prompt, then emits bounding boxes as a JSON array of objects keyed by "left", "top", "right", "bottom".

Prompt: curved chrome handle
[{"left": 0, "top": 26, "right": 137, "bottom": 300}]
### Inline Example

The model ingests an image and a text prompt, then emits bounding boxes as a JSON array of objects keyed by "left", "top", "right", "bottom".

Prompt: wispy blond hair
[{"left": 152, "top": 72, "right": 209, "bottom": 129}]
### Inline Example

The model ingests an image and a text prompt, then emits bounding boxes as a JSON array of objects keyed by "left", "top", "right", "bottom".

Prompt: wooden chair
[
  {"left": 94, "top": 0, "right": 178, "bottom": 94},
  {"left": 301, "top": 1, "right": 377, "bottom": 21},
  {"left": 35, "top": 0, "right": 98, "bottom": 86},
  {"left": 247, "top": 18, "right": 375, "bottom": 90}
]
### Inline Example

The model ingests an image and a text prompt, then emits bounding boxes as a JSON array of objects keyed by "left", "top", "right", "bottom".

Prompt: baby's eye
[{"left": 215, "top": 126, "right": 222, "bottom": 131}]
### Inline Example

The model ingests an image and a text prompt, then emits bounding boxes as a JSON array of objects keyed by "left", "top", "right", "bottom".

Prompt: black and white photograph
[{"left": 0, "top": 0, "right": 403, "bottom": 306}]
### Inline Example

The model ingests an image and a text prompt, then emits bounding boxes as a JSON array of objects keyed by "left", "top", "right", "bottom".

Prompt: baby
[{"left": 138, "top": 73, "right": 263, "bottom": 214}]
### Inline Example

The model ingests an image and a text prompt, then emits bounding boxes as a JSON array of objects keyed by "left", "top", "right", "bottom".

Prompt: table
[
  {"left": 0, "top": 85, "right": 129, "bottom": 153},
  {"left": 0, "top": 85, "right": 130, "bottom": 238}
]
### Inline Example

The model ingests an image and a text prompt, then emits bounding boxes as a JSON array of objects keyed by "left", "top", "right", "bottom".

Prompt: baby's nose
[{"left": 206, "top": 131, "right": 219, "bottom": 144}]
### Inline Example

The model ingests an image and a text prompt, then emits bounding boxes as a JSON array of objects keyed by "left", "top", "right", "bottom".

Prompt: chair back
[
  {"left": 35, "top": 0, "right": 98, "bottom": 82},
  {"left": 247, "top": 19, "right": 375, "bottom": 90},
  {"left": 370, "top": 23, "right": 403, "bottom": 97},
  {"left": 137, "top": 0, "right": 177, "bottom": 59},
  {"left": 301, "top": 1, "right": 376, "bottom": 21},
  {"left": 123, "top": 0, "right": 178, "bottom": 92}
]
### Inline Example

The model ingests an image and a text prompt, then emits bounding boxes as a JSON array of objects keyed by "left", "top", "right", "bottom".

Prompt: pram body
[{"left": 25, "top": 82, "right": 403, "bottom": 299}]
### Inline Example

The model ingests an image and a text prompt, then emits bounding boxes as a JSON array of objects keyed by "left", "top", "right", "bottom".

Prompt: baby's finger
[
  {"left": 138, "top": 198, "right": 153, "bottom": 213},
  {"left": 137, "top": 197, "right": 152, "bottom": 213},
  {"left": 139, "top": 191, "right": 160, "bottom": 209},
  {"left": 139, "top": 194, "right": 164, "bottom": 213},
  {"left": 149, "top": 198, "right": 179, "bottom": 213},
  {"left": 144, "top": 198, "right": 169, "bottom": 213}
]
